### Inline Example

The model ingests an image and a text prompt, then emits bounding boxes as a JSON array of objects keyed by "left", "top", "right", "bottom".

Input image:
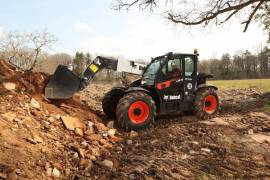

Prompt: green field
[{"left": 209, "top": 79, "right": 270, "bottom": 92}]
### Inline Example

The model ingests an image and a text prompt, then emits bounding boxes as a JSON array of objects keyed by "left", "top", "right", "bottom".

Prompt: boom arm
[
  {"left": 44, "top": 56, "right": 145, "bottom": 99},
  {"left": 79, "top": 56, "right": 118, "bottom": 89}
]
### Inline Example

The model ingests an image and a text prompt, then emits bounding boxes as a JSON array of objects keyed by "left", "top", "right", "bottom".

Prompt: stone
[
  {"left": 61, "top": 116, "right": 85, "bottom": 131},
  {"left": 91, "top": 148, "right": 100, "bottom": 157},
  {"left": 33, "top": 135, "right": 43, "bottom": 143},
  {"left": 99, "top": 138, "right": 107, "bottom": 145},
  {"left": 129, "top": 173, "right": 137, "bottom": 180},
  {"left": 108, "top": 129, "right": 116, "bottom": 136},
  {"left": 3, "top": 82, "right": 16, "bottom": 91},
  {"left": 126, "top": 139, "right": 133, "bottom": 145},
  {"left": 201, "top": 148, "right": 211, "bottom": 153},
  {"left": 47, "top": 117, "right": 55, "bottom": 123},
  {"left": 84, "top": 128, "right": 95, "bottom": 135},
  {"left": 87, "top": 121, "right": 94, "bottom": 128},
  {"left": 45, "top": 162, "right": 51, "bottom": 170},
  {"left": 30, "top": 98, "right": 40, "bottom": 109},
  {"left": 55, "top": 115, "right": 61, "bottom": 119},
  {"left": 248, "top": 129, "right": 254, "bottom": 135},
  {"left": 95, "top": 122, "right": 108, "bottom": 132},
  {"left": 130, "top": 130, "right": 138, "bottom": 138},
  {"left": 2, "top": 112, "right": 16, "bottom": 121},
  {"left": 78, "top": 148, "right": 87, "bottom": 158},
  {"left": 80, "top": 159, "right": 93, "bottom": 170},
  {"left": 81, "top": 141, "right": 88, "bottom": 148},
  {"left": 75, "top": 128, "right": 84, "bottom": 137},
  {"left": 101, "top": 159, "right": 113, "bottom": 170},
  {"left": 116, "top": 146, "right": 123, "bottom": 152},
  {"left": 189, "top": 150, "right": 196, "bottom": 155},
  {"left": 103, "top": 142, "right": 113, "bottom": 149},
  {"left": 46, "top": 168, "right": 52, "bottom": 176},
  {"left": 107, "top": 121, "right": 114, "bottom": 129},
  {"left": 84, "top": 134, "right": 102, "bottom": 141},
  {"left": 72, "top": 152, "right": 79, "bottom": 159},
  {"left": 191, "top": 141, "right": 199, "bottom": 145},
  {"left": 52, "top": 167, "right": 60, "bottom": 178},
  {"left": 26, "top": 135, "right": 43, "bottom": 144}
]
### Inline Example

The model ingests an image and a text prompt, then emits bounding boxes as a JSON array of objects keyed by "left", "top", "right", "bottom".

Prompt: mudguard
[
  {"left": 125, "top": 87, "right": 151, "bottom": 95},
  {"left": 197, "top": 84, "right": 218, "bottom": 91}
]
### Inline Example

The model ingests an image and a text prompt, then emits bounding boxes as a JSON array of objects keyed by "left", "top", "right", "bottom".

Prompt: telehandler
[{"left": 45, "top": 50, "right": 219, "bottom": 130}]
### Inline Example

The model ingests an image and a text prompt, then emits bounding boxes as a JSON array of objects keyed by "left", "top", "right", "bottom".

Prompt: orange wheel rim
[
  {"left": 204, "top": 95, "right": 217, "bottom": 114},
  {"left": 128, "top": 101, "right": 149, "bottom": 124}
]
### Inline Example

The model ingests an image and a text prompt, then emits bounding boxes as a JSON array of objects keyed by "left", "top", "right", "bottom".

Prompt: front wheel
[
  {"left": 116, "top": 91, "right": 156, "bottom": 131},
  {"left": 194, "top": 88, "right": 219, "bottom": 120}
]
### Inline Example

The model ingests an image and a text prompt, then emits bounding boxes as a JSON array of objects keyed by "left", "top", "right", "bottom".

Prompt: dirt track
[
  {"left": 82, "top": 84, "right": 270, "bottom": 179},
  {"left": 0, "top": 60, "right": 270, "bottom": 179}
]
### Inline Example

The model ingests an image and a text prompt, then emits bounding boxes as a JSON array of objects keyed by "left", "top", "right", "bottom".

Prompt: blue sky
[{"left": 0, "top": 0, "right": 268, "bottom": 60}]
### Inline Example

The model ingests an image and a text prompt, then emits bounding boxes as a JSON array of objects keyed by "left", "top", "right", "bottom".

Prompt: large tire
[
  {"left": 194, "top": 88, "right": 219, "bottom": 120},
  {"left": 102, "top": 88, "right": 124, "bottom": 119},
  {"left": 116, "top": 91, "right": 156, "bottom": 131}
]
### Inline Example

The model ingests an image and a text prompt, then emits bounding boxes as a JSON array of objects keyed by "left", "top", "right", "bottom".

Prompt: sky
[{"left": 0, "top": 0, "right": 268, "bottom": 61}]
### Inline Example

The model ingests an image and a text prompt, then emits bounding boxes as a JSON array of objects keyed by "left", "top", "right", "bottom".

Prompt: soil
[{"left": 0, "top": 59, "right": 270, "bottom": 179}]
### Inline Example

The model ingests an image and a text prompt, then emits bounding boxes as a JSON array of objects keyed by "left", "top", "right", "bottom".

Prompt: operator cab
[{"left": 141, "top": 52, "right": 198, "bottom": 113}]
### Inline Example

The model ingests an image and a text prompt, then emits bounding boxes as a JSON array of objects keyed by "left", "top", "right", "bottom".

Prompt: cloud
[
  {"left": 73, "top": 23, "right": 93, "bottom": 33},
  {"left": 76, "top": 16, "right": 266, "bottom": 61},
  {"left": 77, "top": 18, "right": 182, "bottom": 60}
]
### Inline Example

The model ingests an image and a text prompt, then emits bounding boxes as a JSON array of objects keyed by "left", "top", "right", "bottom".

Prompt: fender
[
  {"left": 197, "top": 83, "right": 218, "bottom": 91},
  {"left": 125, "top": 87, "right": 151, "bottom": 95},
  {"left": 111, "top": 86, "right": 126, "bottom": 92}
]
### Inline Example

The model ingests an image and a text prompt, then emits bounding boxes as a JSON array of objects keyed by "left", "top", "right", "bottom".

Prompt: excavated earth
[{"left": 0, "top": 59, "right": 270, "bottom": 179}]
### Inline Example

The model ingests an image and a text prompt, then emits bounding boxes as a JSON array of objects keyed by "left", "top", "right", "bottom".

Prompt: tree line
[{"left": 198, "top": 47, "right": 270, "bottom": 79}]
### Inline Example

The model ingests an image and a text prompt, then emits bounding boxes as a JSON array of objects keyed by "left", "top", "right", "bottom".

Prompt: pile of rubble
[{"left": 0, "top": 60, "right": 123, "bottom": 179}]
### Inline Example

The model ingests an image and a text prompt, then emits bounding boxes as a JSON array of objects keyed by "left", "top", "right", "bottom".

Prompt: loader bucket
[{"left": 45, "top": 65, "right": 81, "bottom": 99}]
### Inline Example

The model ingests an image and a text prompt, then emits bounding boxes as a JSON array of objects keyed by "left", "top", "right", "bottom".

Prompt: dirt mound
[
  {"left": 0, "top": 59, "right": 48, "bottom": 95},
  {"left": 0, "top": 60, "right": 122, "bottom": 179}
]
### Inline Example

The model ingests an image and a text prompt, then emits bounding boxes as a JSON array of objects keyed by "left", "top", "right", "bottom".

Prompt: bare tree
[
  {"left": 36, "top": 53, "right": 72, "bottom": 74},
  {"left": 0, "top": 30, "right": 57, "bottom": 71},
  {"left": 27, "top": 31, "right": 57, "bottom": 71},
  {"left": 115, "top": 0, "right": 269, "bottom": 32}
]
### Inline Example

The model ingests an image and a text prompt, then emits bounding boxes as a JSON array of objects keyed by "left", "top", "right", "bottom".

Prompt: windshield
[{"left": 142, "top": 57, "right": 165, "bottom": 85}]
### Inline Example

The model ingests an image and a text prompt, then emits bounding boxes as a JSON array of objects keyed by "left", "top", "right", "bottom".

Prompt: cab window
[
  {"left": 161, "top": 58, "right": 182, "bottom": 80},
  {"left": 185, "top": 56, "right": 194, "bottom": 76}
]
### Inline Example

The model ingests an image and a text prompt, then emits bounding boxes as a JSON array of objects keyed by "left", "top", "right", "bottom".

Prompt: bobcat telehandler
[{"left": 45, "top": 50, "right": 219, "bottom": 131}]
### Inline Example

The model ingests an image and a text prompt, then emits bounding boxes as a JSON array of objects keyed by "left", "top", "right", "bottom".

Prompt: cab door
[
  {"left": 183, "top": 55, "right": 197, "bottom": 101},
  {"left": 156, "top": 57, "right": 184, "bottom": 113}
]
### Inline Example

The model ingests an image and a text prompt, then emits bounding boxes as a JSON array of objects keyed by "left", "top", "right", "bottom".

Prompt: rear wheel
[
  {"left": 102, "top": 88, "right": 124, "bottom": 119},
  {"left": 194, "top": 88, "right": 219, "bottom": 120},
  {"left": 116, "top": 91, "right": 156, "bottom": 131}
]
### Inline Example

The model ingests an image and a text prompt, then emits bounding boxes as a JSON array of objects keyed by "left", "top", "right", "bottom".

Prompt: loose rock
[
  {"left": 101, "top": 159, "right": 113, "bottom": 170},
  {"left": 1, "top": 112, "right": 16, "bottom": 121},
  {"left": 248, "top": 129, "right": 254, "bottom": 135},
  {"left": 201, "top": 148, "right": 211, "bottom": 153},
  {"left": 75, "top": 128, "right": 84, "bottom": 137},
  {"left": 107, "top": 121, "right": 114, "bottom": 129},
  {"left": 3, "top": 82, "right": 16, "bottom": 91},
  {"left": 129, "top": 130, "right": 138, "bottom": 138},
  {"left": 126, "top": 139, "right": 133, "bottom": 145},
  {"left": 52, "top": 167, "right": 60, "bottom": 178},
  {"left": 30, "top": 98, "right": 40, "bottom": 109},
  {"left": 61, "top": 116, "right": 85, "bottom": 131},
  {"left": 108, "top": 129, "right": 116, "bottom": 136}
]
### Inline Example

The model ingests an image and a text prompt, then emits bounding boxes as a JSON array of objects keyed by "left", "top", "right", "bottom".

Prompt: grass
[{"left": 209, "top": 78, "right": 270, "bottom": 92}]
